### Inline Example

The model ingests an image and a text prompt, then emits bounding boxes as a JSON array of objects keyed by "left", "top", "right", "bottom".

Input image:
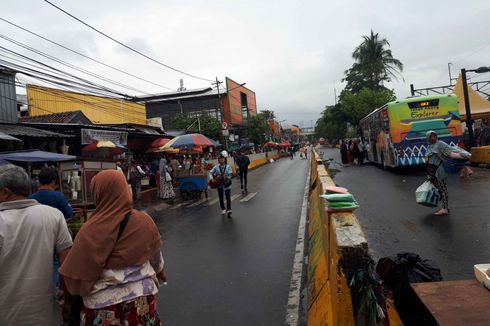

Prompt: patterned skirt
[
  {"left": 81, "top": 295, "right": 161, "bottom": 326},
  {"left": 159, "top": 178, "right": 175, "bottom": 199}
]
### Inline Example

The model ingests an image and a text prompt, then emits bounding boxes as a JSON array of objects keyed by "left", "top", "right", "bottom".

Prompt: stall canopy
[
  {"left": 454, "top": 74, "right": 490, "bottom": 121},
  {"left": 279, "top": 141, "right": 292, "bottom": 147},
  {"left": 0, "top": 131, "right": 22, "bottom": 142},
  {"left": 0, "top": 149, "right": 76, "bottom": 162},
  {"left": 162, "top": 133, "right": 216, "bottom": 149}
]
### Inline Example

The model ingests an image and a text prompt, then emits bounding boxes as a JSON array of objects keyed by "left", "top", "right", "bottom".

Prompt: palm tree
[{"left": 344, "top": 30, "right": 403, "bottom": 92}]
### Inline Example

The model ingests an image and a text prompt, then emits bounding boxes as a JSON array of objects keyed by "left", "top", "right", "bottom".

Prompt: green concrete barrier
[{"left": 306, "top": 149, "right": 403, "bottom": 326}]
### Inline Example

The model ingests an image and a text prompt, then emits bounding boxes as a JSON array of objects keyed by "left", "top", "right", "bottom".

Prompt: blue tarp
[{"left": 0, "top": 150, "right": 76, "bottom": 162}]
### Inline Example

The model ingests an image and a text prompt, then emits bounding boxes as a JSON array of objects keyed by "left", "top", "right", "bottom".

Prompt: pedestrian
[
  {"left": 128, "top": 162, "right": 144, "bottom": 201},
  {"left": 479, "top": 118, "right": 490, "bottom": 146},
  {"left": 351, "top": 139, "right": 361, "bottom": 165},
  {"left": 426, "top": 131, "right": 451, "bottom": 216},
  {"left": 29, "top": 166, "right": 73, "bottom": 291},
  {"left": 0, "top": 164, "right": 73, "bottom": 325},
  {"left": 30, "top": 166, "right": 73, "bottom": 220},
  {"left": 169, "top": 155, "right": 180, "bottom": 180},
  {"left": 159, "top": 158, "right": 175, "bottom": 204},
  {"left": 59, "top": 170, "right": 165, "bottom": 326},
  {"left": 340, "top": 140, "right": 349, "bottom": 165},
  {"left": 348, "top": 140, "right": 354, "bottom": 164},
  {"left": 236, "top": 150, "right": 251, "bottom": 192},
  {"left": 210, "top": 153, "right": 233, "bottom": 216}
]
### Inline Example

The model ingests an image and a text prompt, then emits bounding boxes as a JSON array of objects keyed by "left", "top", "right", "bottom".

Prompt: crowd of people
[
  {"left": 340, "top": 138, "right": 367, "bottom": 166},
  {"left": 0, "top": 143, "right": 295, "bottom": 324},
  {"left": 0, "top": 164, "right": 166, "bottom": 325}
]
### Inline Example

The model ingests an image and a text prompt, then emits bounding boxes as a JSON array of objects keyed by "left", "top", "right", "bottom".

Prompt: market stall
[
  {"left": 58, "top": 159, "right": 117, "bottom": 212},
  {"left": 161, "top": 133, "right": 216, "bottom": 200}
]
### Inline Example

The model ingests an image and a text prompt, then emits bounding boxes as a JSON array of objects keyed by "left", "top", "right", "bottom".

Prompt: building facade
[
  {"left": 27, "top": 85, "right": 147, "bottom": 125},
  {"left": 0, "top": 67, "right": 18, "bottom": 123},
  {"left": 141, "top": 77, "right": 257, "bottom": 131}
]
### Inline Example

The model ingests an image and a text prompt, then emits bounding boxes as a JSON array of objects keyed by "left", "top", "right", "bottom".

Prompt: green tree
[
  {"left": 170, "top": 113, "right": 221, "bottom": 139},
  {"left": 339, "top": 87, "right": 396, "bottom": 126},
  {"left": 314, "top": 104, "right": 348, "bottom": 141},
  {"left": 343, "top": 30, "right": 403, "bottom": 93},
  {"left": 248, "top": 113, "right": 270, "bottom": 144},
  {"left": 259, "top": 110, "right": 276, "bottom": 121}
]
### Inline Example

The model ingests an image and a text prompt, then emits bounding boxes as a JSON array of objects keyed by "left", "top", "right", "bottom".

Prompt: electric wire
[
  {"left": 43, "top": 0, "right": 215, "bottom": 83},
  {"left": 0, "top": 17, "right": 176, "bottom": 91}
]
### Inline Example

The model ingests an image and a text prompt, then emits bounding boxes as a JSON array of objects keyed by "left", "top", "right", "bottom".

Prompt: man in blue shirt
[
  {"left": 30, "top": 167, "right": 73, "bottom": 220},
  {"left": 29, "top": 166, "right": 73, "bottom": 289}
]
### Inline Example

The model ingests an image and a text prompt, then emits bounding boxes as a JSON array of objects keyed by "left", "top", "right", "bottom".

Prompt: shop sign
[{"left": 81, "top": 129, "right": 128, "bottom": 145}]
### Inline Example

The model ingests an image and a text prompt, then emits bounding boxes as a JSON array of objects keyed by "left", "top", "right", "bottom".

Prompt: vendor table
[{"left": 411, "top": 279, "right": 490, "bottom": 326}]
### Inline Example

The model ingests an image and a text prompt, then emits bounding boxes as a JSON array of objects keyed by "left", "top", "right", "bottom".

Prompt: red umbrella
[
  {"left": 150, "top": 138, "right": 171, "bottom": 148},
  {"left": 82, "top": 141, "right": 125, "bottom": 157},
  {"left": 279, "top": 141, "right": 291, "bottom": 147},
  {"left": 264, "top": 141, "right": 278, "bottom": 147},
  {"left": 162, "top": 133, "right": 217, "bottom": 149}
]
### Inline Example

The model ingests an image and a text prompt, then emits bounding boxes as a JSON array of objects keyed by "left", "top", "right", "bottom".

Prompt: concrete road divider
[{"left": 306, "top": 149, "right": 403, "bottom": 326}]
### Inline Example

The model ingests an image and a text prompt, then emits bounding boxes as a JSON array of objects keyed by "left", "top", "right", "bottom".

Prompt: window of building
[{"left": 240, "top": 92, "right": 248, "bottom": 124}]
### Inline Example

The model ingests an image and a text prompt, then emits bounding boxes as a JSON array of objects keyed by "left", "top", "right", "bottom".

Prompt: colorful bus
[{"left": 359, "top": 94, "right": 463, "bottom": 168}]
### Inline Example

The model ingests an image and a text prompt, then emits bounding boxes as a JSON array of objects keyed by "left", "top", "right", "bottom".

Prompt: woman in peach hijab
[{"left": 60, "top": 170, "right": 165, "bottom": 325}]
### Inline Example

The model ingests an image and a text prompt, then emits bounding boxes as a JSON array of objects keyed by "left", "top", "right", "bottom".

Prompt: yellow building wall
[{"left": 27, "top": 85, "right": 147, "bottom": 125}]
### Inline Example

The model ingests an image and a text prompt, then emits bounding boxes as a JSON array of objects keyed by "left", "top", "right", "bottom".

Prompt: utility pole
[
  {"left": 448, "top": 62, "right": 453, "bottom": 86},
  {"left": 461, "top": 69, "right": 475, "bottom": 147},
  {"left": 334, "top": 88, "right": 337, "bottom": 105},
  {"left": 213, "top": 76, "right": 227, "bottom": 149}
]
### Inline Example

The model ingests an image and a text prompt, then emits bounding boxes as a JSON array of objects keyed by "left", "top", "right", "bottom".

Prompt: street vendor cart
[
  {"left": 175, "top": 163, "right": 209, "bottom": 200},
  {"left": 58, "top": 159, "right": 117, "bottom": 214}
]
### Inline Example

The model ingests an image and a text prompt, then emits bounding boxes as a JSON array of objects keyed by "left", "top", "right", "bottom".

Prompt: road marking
[
  {"left": 285, "top": 164, "right": 310, "bottom": 326},
  {"left": 230, "top": 194, "right": 241, "bottom": 201},
  {"left": 206, "top": 198, "right": 220, "bottom": 206},
  {"left": 240, "top": 192, "right": 257, "bottom": 202},
  {"left": 187, "top": 198, "right": 208, "bottom": 207},
  {"left": 170, "top": 202, "right": 186, "bottom": 210},
  {"left": 153, "top": 202, "right": 170, "bottom": 211}
]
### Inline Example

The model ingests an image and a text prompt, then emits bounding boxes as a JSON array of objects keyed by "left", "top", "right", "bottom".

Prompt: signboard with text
[{"left": 81, "top": 129, "right": 128, "bottom": 145}]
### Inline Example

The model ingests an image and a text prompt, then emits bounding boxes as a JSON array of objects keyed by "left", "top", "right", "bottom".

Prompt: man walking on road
[
  {"left": 210, "top": 154, "right": 233, "bottom": 216},
  {"left": 236, "top": 150, "right": 251, "bottom": 192},
  {"left": 0, "top": 165, "right": 73, "bottom": 325}
]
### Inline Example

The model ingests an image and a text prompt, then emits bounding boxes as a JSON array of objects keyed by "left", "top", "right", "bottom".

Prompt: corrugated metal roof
[
  {"left": 0, "top": 123, "right": 72, "bottom": 138},
  {"left": 20, "top": 110, "right": 91, "bottom": 124},
  {"left": 136, "top": 87, "right": 227, "bottom": 103}
]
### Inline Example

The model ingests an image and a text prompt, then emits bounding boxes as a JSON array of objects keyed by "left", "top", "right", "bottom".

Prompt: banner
[{"left": 81, "top": 129, "right": 128, "bottom": 145}]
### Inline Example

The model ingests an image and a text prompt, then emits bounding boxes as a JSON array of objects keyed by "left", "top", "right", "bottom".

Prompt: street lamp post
[{"left": 460, "top": 66, "right": 490, "bottom": 148}]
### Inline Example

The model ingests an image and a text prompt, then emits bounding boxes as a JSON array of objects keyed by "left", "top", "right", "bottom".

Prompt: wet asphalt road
[
  {"left": 318, "top": 146, "right": 490, "bottom": 280},
  {"left": 142, "top": 157, "right": 309, "bottom": 326}
]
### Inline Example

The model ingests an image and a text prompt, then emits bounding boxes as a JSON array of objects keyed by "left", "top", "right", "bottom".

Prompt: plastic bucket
[{"left": 442, "top": 159, "right": 465, "bottom": 173}]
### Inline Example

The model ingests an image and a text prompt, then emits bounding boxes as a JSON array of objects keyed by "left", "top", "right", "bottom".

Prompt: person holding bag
[
  {"left": 426, "top": 131, "right": 451, "bottom": 216},
  {"left": 210, "top": 153, "right": 233, "bottom": 216},
  {"left": 60, "top": 170, "right": 165, "bottom": 325}
]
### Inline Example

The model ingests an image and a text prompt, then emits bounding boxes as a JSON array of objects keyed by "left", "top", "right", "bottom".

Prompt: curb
[{"left": 467, "top": 162, "right": 490, "bottom": 169}]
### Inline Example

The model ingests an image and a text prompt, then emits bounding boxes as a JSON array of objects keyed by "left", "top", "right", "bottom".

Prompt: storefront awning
[{"left": 454, "top": 74, "right": 490, "bottom": 120}]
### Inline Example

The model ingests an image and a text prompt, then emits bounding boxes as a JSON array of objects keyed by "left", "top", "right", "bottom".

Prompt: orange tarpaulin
[{"left": 454, "top": 74, "right": 490, "bottom": 121}]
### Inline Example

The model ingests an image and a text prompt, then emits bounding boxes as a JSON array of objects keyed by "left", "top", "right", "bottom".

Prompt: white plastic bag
[{"left": 415, "top": 180, "right": 441, "bottom": 207}]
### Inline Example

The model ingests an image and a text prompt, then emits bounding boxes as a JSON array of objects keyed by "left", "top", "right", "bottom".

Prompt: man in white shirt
[{"left": 0, "top": 164, "right": 73, "bottom": 325}]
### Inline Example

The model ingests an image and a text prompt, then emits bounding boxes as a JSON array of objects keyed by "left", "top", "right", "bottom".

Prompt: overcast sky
[{"left": 2, "top": 0, "right": 490, "bottom": 127}]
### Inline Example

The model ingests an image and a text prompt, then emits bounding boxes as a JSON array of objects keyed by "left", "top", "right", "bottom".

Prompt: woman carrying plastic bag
[{"left": 425, "top": 131, "right": 453, "bottom": 215}]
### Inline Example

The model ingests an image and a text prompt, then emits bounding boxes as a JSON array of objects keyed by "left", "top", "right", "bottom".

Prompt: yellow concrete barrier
[
  {"left": 306, "top": 150, "right": 403, "bottom": 326},
  {"left": 470, "top": 145, "right": 490, "bottom": 164}
]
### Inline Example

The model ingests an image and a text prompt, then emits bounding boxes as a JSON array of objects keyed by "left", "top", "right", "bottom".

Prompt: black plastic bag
[{"left": 376, "top": 252, "right": 442, "bottom": 326}]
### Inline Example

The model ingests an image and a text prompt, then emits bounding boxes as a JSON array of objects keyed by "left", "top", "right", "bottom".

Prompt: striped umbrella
[{"left": 161, "top": 133, "right": 216, "bottom": 149}]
